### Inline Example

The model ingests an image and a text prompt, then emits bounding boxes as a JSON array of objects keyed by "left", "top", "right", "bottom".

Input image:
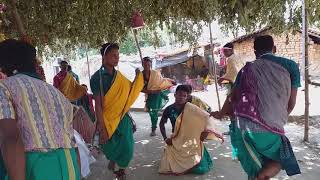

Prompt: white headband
[
  {"left": 103, "top": 44, "right": 112, "bottom": 56},
  {"left": 222, "top": 47, "right": 233, "bottom": 50}
]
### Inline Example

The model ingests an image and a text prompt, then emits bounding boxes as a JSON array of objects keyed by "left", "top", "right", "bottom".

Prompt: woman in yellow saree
[
  {"left": 53, "top": 61, "right": 86, "bottom": 102},
  {"left": 90, "top": 43, "right": 144, "bottom": 180},
  {"left": 142, "top": 57, "right": 175, "bottom": 136},
  {"left": 159, "top": 85, "right": 223, "bottom": 175}
]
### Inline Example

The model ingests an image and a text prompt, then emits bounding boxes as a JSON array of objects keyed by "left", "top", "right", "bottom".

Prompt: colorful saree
[
  {"left": 78, "top": 94, "right": 95, "bottom": 123},
  {"left": 159, "top": 103, "right": 223, "bottom": 175},
  {"left": 145, "top": 70, "right": 173, "bottom": 129},
  {"left": 1, "top": 148, "right": 80, "bottom": 180},
  {"left": 73, "top": 106, "right": 96, "bottom": 144},
  {"left": 100, "top": 71, "right": 144, "bottom": 168},
  {"left": 54, "top": 71, "right": 86, "bottom": 102},
  {"left": 232, "top": 58, "right": 301, "bottom": 179},
  {"left": 0, "top": 72, "right": 6, "bottom": 80}
]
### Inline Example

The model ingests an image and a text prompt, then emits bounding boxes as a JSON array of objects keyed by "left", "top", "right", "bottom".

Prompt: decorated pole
[
  {"left": 131, "top": 11, "right": 144, "bottom": 61},
  {"left": 302, "top": 0, "right": 310, "bottom": 142},
  {"left": 133, "top": 29, "right": 143, "bottom": 61},
  {"left": 208, "top": 22, "right": 221, "bottom": 110}
]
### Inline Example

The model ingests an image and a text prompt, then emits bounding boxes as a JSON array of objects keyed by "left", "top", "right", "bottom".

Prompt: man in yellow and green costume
[
  {"left": 141, "top": 57, "right": 175, "bottom": 136},
  {"left": 90, "top": 43, "right": 144, "bottom": 180}
]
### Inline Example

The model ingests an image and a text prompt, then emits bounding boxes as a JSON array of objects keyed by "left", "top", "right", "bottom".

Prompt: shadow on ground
[{"left": 86, "top": 112, "right": 320, "bottom": 180}]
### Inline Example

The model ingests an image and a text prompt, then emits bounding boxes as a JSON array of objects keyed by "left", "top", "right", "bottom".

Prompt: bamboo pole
[
  {"left": 85, "top": 45, "right": 91, "bottom": 81},
  {"left": 302, "top": 0, "right": 310, "bottom": 142},
  {"left": 208, "top": 22, "right": 221, "bottom": 110},
  {"left": 133, "top": 29, "right": 143, "bottom": 61}
]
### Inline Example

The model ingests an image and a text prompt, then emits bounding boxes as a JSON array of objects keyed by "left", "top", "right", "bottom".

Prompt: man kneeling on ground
[{"left": 158, "top": 85, "right": 223, "bottom": 175}]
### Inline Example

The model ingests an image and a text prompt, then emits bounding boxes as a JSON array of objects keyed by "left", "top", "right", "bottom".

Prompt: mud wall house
[
  {"left": 155, "top": 44, "right": 217, "bottom": 83},
  {"left": 230, "top": 27, "right": 320, "bottom": 74}
]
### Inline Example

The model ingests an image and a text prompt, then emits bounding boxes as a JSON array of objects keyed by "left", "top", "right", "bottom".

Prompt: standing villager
[
  {"left": 0, "top": 39, "right": 80, "bottom": 180},
  {"left": 90, "top": 43, "right": 144, "bottom": 180},
  {"left": 53, "top": 60, "right": 86, "bottom": 102},
  {"left": 141, "top": 57, "right": 175, "bottom": 136},
  {"left": 211, "top": 35, "right": 301, "bottom": 180},
  {"left": 218, "top": 43, "right": 246, "bottom": 158},
  {"left": 218, "top": 43, "right": 245, "bottom": 94}
]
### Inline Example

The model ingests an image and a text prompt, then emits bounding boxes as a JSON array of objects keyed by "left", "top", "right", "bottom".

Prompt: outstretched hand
[
  {"left": 98, "top": 123, "right": 109, "bottom": 143},
  {"left": 200, "top": 132, "right": 209, "bottom": 141},
  {"left": 170, "top": 79, "right": 177, "bottom": 85},
  {"left": 135, "top": 68, "right": 141, "bottom": 75},
  {"left": 210, "top": 111, "right": 223, "bottom": 119},
  {"left": 217, "top": 78, "right": 223, "bottom": 86},
  {"left": 165, "top": 138, "right": 173, "bottom": 146}
]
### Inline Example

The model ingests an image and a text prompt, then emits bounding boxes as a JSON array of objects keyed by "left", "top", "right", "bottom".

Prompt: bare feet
[
  {"left": 257, "top": 160, "right": 281, "bottom": 180},
  {"left": 223, "top": 131, "right": 230, "bottom": 135},
  {"left": 150, "top": 130, "right": 156, "bottom": 137},
  {"left": 114, "top": 169, "right": 126, "bottom": 180}
]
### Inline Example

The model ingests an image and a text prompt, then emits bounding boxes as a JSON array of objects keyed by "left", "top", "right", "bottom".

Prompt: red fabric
[
  {"left": 53, "top": 70, "right": 67, "bottom": 88},
  {"left": 219, "top": 57, "right": 226, "bottom": 66},
  {"left": 0, "top": 72, "right": 6, "bottom": 80},
  {"left": 73, "top": 107, "right": 96, "bottom": 144},
  {"left": 88, "top": 94, "right": 95, "bottom": 114}
]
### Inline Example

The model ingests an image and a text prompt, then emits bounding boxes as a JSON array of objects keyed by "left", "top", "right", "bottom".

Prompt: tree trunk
[
  {"left": 209, "top": 22, "right": 221, "bottom": 110},
  {"left": 302, "top": 0, "right": 310, "bottom": 142},
  {"left": 10, "top": 0, "right": 26, "bottom": 38}
]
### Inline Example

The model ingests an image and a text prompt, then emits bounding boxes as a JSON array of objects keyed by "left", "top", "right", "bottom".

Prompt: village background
[{"left": 41, "top": 22, "right": 320, "bottom": 179}]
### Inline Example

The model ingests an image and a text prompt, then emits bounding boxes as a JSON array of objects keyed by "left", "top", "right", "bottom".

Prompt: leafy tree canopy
[{"left": 0, "top": 0, "right": 319, "bottom": 55}]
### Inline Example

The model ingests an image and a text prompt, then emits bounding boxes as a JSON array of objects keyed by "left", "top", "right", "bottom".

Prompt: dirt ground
[{"left": 86, "top": 112, "right": 320, "bottom": 180}]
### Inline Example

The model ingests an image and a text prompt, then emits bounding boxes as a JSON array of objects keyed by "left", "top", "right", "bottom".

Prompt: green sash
[{"left": 2, "top": 148, "right": 80, "bottom": 180}]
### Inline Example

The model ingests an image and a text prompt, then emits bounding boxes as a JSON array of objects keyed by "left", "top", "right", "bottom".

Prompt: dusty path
[{"left": 86, "top": 112, "right": 320, "bottom": 180}]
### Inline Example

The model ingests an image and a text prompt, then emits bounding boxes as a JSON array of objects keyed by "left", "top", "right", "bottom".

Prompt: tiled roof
[{"left": 230, "top": 27, "right": 320, "bottom": 44}]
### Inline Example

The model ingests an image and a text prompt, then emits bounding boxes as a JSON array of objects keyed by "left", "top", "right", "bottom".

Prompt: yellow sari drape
[
  {"left": 59, "top": 73, "right": 87, "bottom": 101},
  {"left": 159, "top": 103, "right": 223, "bottom": 174},
  {"left": 191, "top": 96, "right": 211, "bottom": 112},
  {"left": 102, "top": 71, "right": 144, "bottom": 137},
  {"left": 147, "top": 70, "right": 173, "bottom": 90}
]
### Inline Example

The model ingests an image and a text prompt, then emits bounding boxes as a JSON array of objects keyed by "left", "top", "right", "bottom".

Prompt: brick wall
[{"left": 232, "top": 31, "right": 320, "bottom": 73}]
